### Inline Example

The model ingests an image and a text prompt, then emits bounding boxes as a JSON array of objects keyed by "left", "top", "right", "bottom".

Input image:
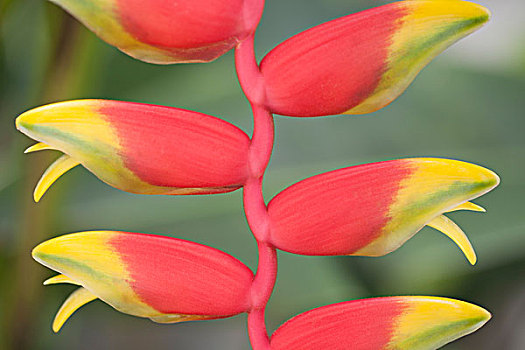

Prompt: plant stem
[
  {"left": 247, "top": 306, "right": 271, "bottom": 350},
  {"left": 235, "top": 27, "right": 277, "bottom": 350}
]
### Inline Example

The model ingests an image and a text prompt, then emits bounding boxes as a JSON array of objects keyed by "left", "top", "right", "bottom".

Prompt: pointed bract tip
[
  {"left": 432, "top": 296, "right": 492, "bottom": 330},
  {"left": 31, "top": 240, "right": 50, "bottom": 264},
  {"left": 466, "top": 1, "right": 491, "bottom": 24},
  {"left": 448, "top": 201, "right": 486, "bottom": 213},
  {"left": 25, "top": 142, "right": 53, "bottom": 154},
  {"left": 480, "top": 166, "right": 500, "bottom": 190},
  {"left": 427, "top": 215, "right": 477, "bottom": 265},
  {"left": 392, "top": 296, "right": 492, "bottom": 349},
  {"left": 15, "top": 110, "right": 29, "bottom": 131},
  {"left": 33, "top": 190, "right": 41, "bottom": 203},
  {"left": 33, "top": 154, "right": 81, "bottom": 203},
  {"left": 469, "top": 254, "right": 477, "bottom": 265},
  {"left": 44, "top": 274, "right": 79, "bottom": 286},
  {"left": 417, "top": 1, "right": 491, "bottom": 26},
  {"left": 52, "top": 287, "right": 97, "bottom": 333},
  {"left": 31, "top": 236, "right": 71, "bottom": 267},
  {"left": 421, "top": 158, "right": 500, "bottom": 200},
  {"left": 15, "top": 105, "right": 51, "bottom": 133}
]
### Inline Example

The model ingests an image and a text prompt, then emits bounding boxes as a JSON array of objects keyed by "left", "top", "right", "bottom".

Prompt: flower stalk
[{"left": 235, "top": 23, "right": 278, "bottom": 349}]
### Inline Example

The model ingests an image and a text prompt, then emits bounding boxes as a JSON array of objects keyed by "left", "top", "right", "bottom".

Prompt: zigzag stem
[{"left": 236, "top": 32, "right": 276, "bottom": 350}]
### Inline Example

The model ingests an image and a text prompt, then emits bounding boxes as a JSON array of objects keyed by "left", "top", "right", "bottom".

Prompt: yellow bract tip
[
  {"left": 52, "top": 287, "right": 97, "bottom": 333},
  {"left": 413, "top": 0, "right": 491, "bottom": 24},
  {"left": 427, "top": 215, "right": 477, "bottom": 265},
  {"left": 33, "top": 154, "right": 80, "bottom": 202},
  {"left": 393, "top": 296, "right": 491, "bottom": 349},
  {"left": 448, "top": 201, "right": 486, "bottom": 213},
  {"left": 44, "top": 274, "right": 80, "bottom": 286},
  {"left": 24, "top": 142, "right": 54, "bottom": 154}
]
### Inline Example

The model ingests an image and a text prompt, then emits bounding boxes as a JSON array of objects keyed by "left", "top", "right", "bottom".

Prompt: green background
[{"left": 1, "top": 0, "right": 523, "bottom": 349}]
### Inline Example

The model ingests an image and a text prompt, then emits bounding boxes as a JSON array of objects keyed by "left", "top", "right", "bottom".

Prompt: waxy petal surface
[
  {"left": 270, "top": 296, "right": 491, "bottom": 350},
  {"left": 33, "top": 231, "right": 254, "bottom": 331},
  {"left": 260, "top": 0, "right": 490, "bottom": 117},
  {"left": 48, "top": 0, "right": 261, "bottom": 64},
  {"left": 268, "top": 158, "right": 499, "bottom": 262},
  {"left": 16, "top": 100, "right": 250, "bottom": 200}
]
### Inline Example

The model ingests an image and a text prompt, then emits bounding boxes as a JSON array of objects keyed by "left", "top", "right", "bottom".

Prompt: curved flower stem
[{"left": 235, "top": 28, "right": 276, "bottom": 350}]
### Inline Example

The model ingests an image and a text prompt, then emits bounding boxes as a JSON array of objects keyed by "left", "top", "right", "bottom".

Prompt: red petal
[
  {"left": 260, "top": 4, "right": 406, "bottom": 117},
  {"left": 101, "top": 101, "right": 251, "bottom": 192},
  {"left": 111, "top": 232, "right": 253, "bottom": 316},
  {"left": 117, "top": 0, "right": 247, "bottom": 49},
  {"left": 268, "top": 160, "right": 410, "bottom": 255}
]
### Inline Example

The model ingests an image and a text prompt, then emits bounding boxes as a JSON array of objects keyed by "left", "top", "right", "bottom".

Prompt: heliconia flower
[
  {"left": 260, "top": 0, "right": 491, "bottom": 117},
  {"left": 32, "top": 231, "right": 254, "bottom": 332},
  {"left": 48, "top": 0, "right": 263, "bottom": 64},
  {"left": 268, "top": 158, "right": 500, "bottom": 264},
  {"left": 15, "top": 100, "right": 250, "bottom": 202},
  {"left": 270, "top": 296, "right": 491, "bottom": 349}
]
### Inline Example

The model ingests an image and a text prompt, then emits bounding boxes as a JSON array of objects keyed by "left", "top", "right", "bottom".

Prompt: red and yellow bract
[
  {"left": 270, "top": 296, "right": 491, "bottom": 350},
  {"left": 16, "top": 100, "right": 250, "bottom": 201},
  {"left": 268, "top": 158, "right": 499, "bottom": 264},
  {"left": 32, "top": 231, "right": 254, "bottom": 332},
  {"left": 19, "top": 0, "right": 499, "bottom": 347},
  {"left": 48, "top": 0, "right": 263, "bottom": 63},
  {"left": 260, "top": 0, "right": 491, "bottom": 117}
]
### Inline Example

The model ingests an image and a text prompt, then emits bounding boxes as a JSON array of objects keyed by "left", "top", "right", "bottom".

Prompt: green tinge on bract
[
  {"left": 32, "top": 231, "right": 156, "bottom": 330},
  {"left": 268, "top": 158, "right": 499, "bottom": 264},
  {"left": 260, "top": 1, "right": 491, "bottom": 118},
  {"left": 347, "top": 0, "right": 491, "bottom": 114},
  {"left": 32, "top": 231, "right": 255, "bottom": 332},
  {"left": 16, "top": 100, "right": 251, "bottom": 201},
  {"left": 389, "top": 297, "right": 492, "bottom": 350},
  {"left": 355, "top": 159, "right": 500, "bottom": 265},
  {"left": 15, "top": 101, "right": 139, "bottom": 202}
]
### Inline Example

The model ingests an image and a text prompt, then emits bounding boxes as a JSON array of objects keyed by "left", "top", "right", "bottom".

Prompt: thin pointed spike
[
  {"left": 447, "top": 202, "right": 486, "bottom": 213},
  {"left": 34, "top": 154, "right": 80, "bottom": 203},
  {"left": 24, "top": 142, "right": 54, "bottom": 154},
  {"left": 52, "top": 287, "right": 97, "bottom": 333},
  {"left": 44, "top": 274, "right": 80, "bottom": 286},
  {"left": 427, "top": 215, "right": 477, "bottom": 265}
]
